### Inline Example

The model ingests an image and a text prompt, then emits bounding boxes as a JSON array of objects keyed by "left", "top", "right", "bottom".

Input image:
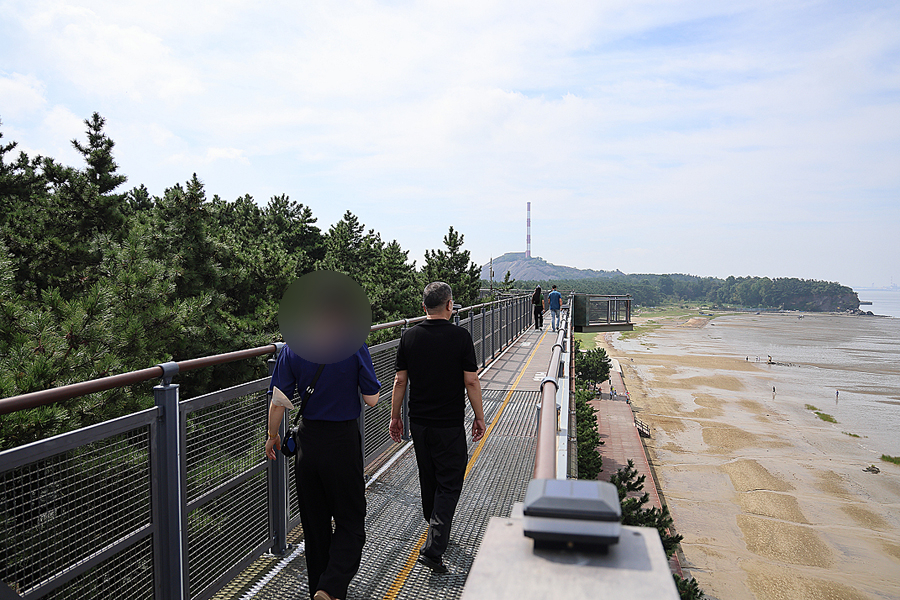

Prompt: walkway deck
[{"left": 216, "top": 326, "right": 556, "bottom": 600}]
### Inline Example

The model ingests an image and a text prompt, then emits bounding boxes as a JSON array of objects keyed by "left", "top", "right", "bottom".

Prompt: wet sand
[{"left": 598, "top": 313, "right": 900, "bottom": 600}]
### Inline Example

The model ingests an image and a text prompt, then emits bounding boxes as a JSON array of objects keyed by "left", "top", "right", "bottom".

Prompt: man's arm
[
  {"left": 265, "top": 403, "right": 286, "bottom": 460},
  {"left": 362, "top": 393, "right": 379, "bottom": 407},
  {"left": 464, "top": 370, "right": 486, "bottom": 442},
  {"left": 389, "top": 370, "right": 408, "bottom": 442}
]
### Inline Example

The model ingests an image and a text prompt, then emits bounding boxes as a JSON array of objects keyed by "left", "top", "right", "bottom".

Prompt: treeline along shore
[
  {"left": 507, "top": 274, "right": 860, "bottom": 313},
  {"left": 0, "top": 113, "right": 482, "bottom": 450}
]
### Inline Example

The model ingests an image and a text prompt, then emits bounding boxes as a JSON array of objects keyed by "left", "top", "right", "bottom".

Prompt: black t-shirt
[{"left": 395, "top": 319, "right": 478, "bottom": 428}]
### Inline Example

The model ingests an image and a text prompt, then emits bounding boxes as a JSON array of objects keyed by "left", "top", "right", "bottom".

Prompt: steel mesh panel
[
  {"left": 489, "top": 308, "right": 500, "bottom": 358},
  {"left": 472, "top": 314, "right": 484, "bottom": 366},
  {"left": 188, "top": 469, "right": 269, "bottom": 599},
  {"left": 184, "top": 391, "right": 269, "bottom": 504},
  {"left": 0, "top": 427, "right": 151, "bottom": 596},
  {"left": 41, "top": 534, "right": 154, "bottom": 600},
  {"left": 288, "top": 463, "right": 300, "bottom": 523},
  {"left": 364, "top": 340, "right": 401, "bottom": 463}
]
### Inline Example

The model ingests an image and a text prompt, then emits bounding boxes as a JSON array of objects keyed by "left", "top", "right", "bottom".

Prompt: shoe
[
  {"left": 313, "top": 591, "right": 337, "bottom": 600},
  {"left": 417, "top": 554, "right": 449, "bottom": 574}
]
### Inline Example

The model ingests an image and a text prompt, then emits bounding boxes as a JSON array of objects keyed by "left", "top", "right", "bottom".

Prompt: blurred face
[{"left": 278, "top": 271, "right": 372, "bottom": 363}]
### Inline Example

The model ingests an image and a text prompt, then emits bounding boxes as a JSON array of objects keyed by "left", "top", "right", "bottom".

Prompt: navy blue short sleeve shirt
[{"left": 269, "top": 344, "right": 381, "bottom": 421}]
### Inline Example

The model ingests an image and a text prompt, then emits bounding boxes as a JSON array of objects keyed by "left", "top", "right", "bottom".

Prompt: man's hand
[
  {"left": 265, "top": 434, "right": 281, "bottom": 460},
  {"left": 389, "top": 417, "right": 404, "bottom": 442},
  {"left": 472, "top": 418, "right": 486, "bottom": 442}
]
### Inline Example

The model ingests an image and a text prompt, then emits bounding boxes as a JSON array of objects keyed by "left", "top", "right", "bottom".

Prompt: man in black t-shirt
[{"left": 390, "top": 281, "right": 486, "bottom": 574}]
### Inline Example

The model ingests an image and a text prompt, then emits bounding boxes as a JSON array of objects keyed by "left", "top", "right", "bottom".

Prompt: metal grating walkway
[
  {"left": 237, "top": 388, "right": 539, "bottom": 600},
  {"left": 216, "top": 326, "right": 556, "bottom": 600}
]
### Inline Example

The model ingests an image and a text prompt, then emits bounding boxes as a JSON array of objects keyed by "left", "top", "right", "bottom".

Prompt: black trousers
[
  {"left": 294, "top": 419, "right": 366, "bottom": 599},
  {"left": 410, "top": 422, "right": 467, "bottom": 560},
  {"left": 533, "top": 305, "right": 543, "bottom": 328}
]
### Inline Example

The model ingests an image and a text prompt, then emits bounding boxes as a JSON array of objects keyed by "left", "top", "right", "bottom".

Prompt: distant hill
[{"left": 480, "top": 252, "right": 623, "bottom": 282}]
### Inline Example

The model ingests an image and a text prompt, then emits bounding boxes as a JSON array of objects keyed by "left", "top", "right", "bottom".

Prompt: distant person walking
[
  {"left": 532, "top": 286, "right": 543, "bottom": 329},
  {"left": 548, "top": 285, "right": 562, "bottom": 331},
  {"left": 390, "top": 281, "right": 486, "bottom": 574}
]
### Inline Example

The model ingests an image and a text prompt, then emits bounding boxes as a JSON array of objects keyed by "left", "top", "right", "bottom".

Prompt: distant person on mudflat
[
  {"left": 548, "top": 285, "right": 562, "bottom": 331},
  {"left": 389, "top": 281, "right": 486, "bottom": 574},
  {"left": 265, "top": 344, "right": 381, "bottom": 600},
  {"left": 532, "top": 285, "right": 544, "bottom": 329}
]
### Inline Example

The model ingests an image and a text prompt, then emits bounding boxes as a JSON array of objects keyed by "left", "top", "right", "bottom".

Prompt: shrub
[{"left": 574, "top": 389, "right": 603, "bottom": 479}]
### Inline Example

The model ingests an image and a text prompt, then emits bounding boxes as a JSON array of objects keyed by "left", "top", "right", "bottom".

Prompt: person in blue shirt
[
  {"left": 265, "top": 344, "right": 381, "bottom": 600},
  {"left": 548, "top": 285, "right": 562, "bottom": 331}
]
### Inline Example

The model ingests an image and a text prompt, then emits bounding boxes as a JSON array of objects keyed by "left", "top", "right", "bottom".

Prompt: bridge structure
[{"left": 0, "top": 294, "right": 677, "bottom": 600}]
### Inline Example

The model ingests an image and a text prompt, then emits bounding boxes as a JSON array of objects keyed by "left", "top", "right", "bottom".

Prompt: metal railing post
[
  {"left": 153, "top": 362, "right": 188, "bottom": 600},
  {"left": 266, "top": 344, "right": 290, "bottom": 556}
]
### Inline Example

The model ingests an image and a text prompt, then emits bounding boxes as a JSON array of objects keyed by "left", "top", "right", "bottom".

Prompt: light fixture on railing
[{"left": 522, "top": 478, "right": 621, "bottom": 552}]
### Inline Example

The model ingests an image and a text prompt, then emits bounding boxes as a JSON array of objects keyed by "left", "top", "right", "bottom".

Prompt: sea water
[
  {"left": 712, "top": 311, "right": 900, "bottom": 457},
  {"left": 857, "top": 288, "right": 900, "bottom": 318}
]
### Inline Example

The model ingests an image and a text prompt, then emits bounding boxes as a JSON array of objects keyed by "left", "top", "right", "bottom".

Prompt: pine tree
[
  {"left": 609, "top": 459, "right": 684, "bottom": 557},
  {"left": 674, "top": 574, "right": 705, "bottom": 600},
  {"left": 422, "top": 226, "right": 480, "bottom": 307}
]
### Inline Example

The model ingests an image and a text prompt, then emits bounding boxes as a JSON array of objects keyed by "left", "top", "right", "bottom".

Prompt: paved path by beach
[{"left": 588, "top": 334, "right": 683, "bottom": 576}]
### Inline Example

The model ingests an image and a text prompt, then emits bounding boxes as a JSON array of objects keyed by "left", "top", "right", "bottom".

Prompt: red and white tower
[{"left": 526, "top": 202, "right": 532, "bottom": 259}]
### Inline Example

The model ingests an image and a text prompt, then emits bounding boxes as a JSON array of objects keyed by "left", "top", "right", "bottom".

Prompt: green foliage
[
  {"left": 574, "top": 389, "right": 603, "bottom": 479},
  {"left": 423, "top": 226, "right": 480, "bottom": 307},
  {"left": 881, "top": 454, "right": 900, "bottom": 466},
  {"left": 0, "top": 114, "right": 484, "bottom": 451},
  {"left": 574, "top": 344, "right": 611, "bottom": 390},
  {"left": 609, "top": 459, "right": 684, "bottom": 558},
  {"left": 674, "top": 574, "right": 705, "bottom": 600},
  {"left": 500, "top": 270, "right": 516, "bottom": 292},
  {"left": 815, "top": 411, "right": 837, "bottom": 423}
]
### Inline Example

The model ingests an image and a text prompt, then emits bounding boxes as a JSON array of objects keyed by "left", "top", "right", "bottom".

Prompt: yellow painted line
[
  {"left": 384, "top": 530, "right": 428, "bottom": 598},
  {"left": 382, "top": 328, "right": 550, "bottom": 600}
]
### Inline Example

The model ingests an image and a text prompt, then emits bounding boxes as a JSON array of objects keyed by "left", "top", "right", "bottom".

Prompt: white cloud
[
  {"left": 20, "top": 1, "right": 202, "bottom": 101},
  {"left": 0, "top": 72, "right": 47, "bottom": 118},
  {"left": 0, "top": 0, "right": 897, "bottom": 285}
]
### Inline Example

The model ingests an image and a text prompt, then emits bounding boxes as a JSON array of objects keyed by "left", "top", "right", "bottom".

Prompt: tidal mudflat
[{"left": 601, "top": 312, "right": 900, "bottom": 599}]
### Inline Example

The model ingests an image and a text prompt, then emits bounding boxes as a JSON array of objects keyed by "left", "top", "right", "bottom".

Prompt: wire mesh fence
[
  {"left": 0, "top": 295, "right": 530, "bottom": 600},
  {"left": 0, "top": 410, "right": 156, "bottom": 599}
]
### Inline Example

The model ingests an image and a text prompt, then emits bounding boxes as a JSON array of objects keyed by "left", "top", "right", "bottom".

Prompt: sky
[{"left": 1, "top": 0, "right": 898, "bottom": 289}]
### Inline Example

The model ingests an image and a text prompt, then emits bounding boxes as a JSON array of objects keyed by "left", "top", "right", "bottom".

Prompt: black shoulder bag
[{"left": 280, "top": 364, "right": 326, "bottom": 457}]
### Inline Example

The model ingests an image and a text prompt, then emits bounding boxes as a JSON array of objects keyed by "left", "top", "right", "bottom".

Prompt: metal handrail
[
  {"left": 533, "top": 307, "right": 569, "bottom": 480},
  {"left": 0, "top": 294, "right": 530, "bottom": 415}
]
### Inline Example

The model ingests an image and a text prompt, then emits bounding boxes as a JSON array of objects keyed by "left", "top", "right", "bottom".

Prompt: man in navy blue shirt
[
  {"left": 390, "top": 281, "right": 486, "bottom": 574},
  {"left": 265, "top": 345, "right": 381, "bottom": 600},
  {"left": 548, "top": 285, "right": 562, "bottom": 331}
]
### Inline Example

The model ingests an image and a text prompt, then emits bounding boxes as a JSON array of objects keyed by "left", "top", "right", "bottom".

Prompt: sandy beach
[{"left": 597, "top": 312, "right": 900, "bottom": 600}]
